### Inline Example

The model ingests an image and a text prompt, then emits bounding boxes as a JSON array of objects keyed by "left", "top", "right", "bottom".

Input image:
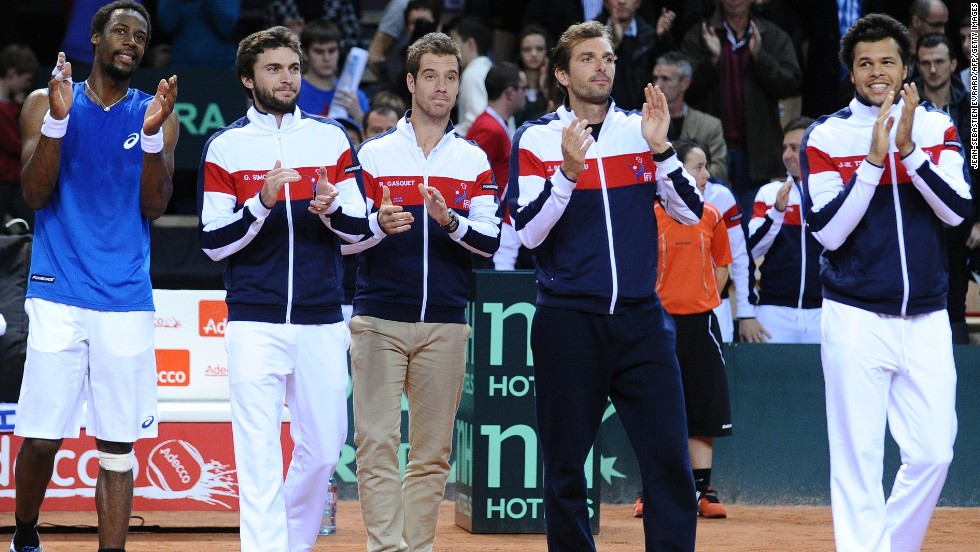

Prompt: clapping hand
[
  {"left": 377, "top": 184, "right": 414, "bottom": 234},
  {"left": 48, "top": 52, "right": 73, "bottom": 120},
  {"left": 144, "top": 75, "right": 177, "bottom": 136},
  {"left": 309, "top": 166, "right": 338, "bottom": 215}
]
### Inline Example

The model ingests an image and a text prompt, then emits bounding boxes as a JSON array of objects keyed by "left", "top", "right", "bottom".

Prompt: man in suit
[{"left": 653, "top": 51, "right": 727, "bottom": 184}]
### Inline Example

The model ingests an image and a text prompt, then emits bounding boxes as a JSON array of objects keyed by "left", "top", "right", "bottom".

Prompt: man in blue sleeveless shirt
[{"left": 11, "top": 2, "right": 178, "bottom": 551}]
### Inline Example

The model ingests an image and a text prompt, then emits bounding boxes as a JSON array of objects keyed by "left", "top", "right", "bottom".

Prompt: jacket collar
[
  {"left": 394, "top": 109, "right": 457, "bottom": 149},
  {"left": 246, "top": 104, "right": 302, "bottom": 131},
  {"left": 849, "top": 95, "right": 902, "bottom": 120},
  {"left": 556, "top": 99, "right": 617, "bottom": 125}
]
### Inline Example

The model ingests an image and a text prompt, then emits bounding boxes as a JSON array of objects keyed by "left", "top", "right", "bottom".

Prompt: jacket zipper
[
  {"left": 419, "top": 144, "right": 430, "bottom": 322},
  {"left": 594, "top": 141, "right": 619, "bottom": 314},
  {"left": 278, "top": 128, "right": 296, "bottom": 323}
]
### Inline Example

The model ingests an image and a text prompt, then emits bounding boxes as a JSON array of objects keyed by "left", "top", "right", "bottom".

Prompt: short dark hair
[
  {"left": 783, "top": 116, "right": 815, "bottom": 135},
  {"left": 445, "top": 16, "right": 492, "bottom": 56},
  {"left": 300, "top": 19, "right": 343, "bottom": 51},
  {"left": 910, "top": 0, "right": 939, "bottom": 20},
  {"left": 370, "top": 90, "right": 407, "bottom": 114},
  {"left": 485, "top": 62, "right": 521, "bottom": 101},
  {"left": 673, "top": 139, "right": 710, "bottom": 169},
  {"left": 362, "top": 103, "right": 400, "bottom": 128},
  {"left": 91, "top": 0, "right": 151, "bottom": 43},
  {"left": 405, "top": 0, "right": 441, "bottom": 26},
  {"left": 552, "top": 21, "right": 612, "bottom": 98},
  {"left": 406, "top": 32, "right": 461, "bottom": 80},
  {"left": 0, "top": 44, "right": 39, "bottom": 75},
  {"left": 840, "top": 13, "right": 912, "bottom": 71},
  {"left": 916, "top": 32, "right": 953, "bottom": 57},
  {"left": 236, "top": 26, "right": 302, "bottom": 99}
]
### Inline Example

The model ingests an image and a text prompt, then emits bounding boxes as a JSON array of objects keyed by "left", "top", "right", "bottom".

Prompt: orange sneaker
[
  {"left": 696, "top": 486, "right": 728, "bottom": 519},
  {"left": 633, "top": 495, "right": 643, "bottom": 518}
]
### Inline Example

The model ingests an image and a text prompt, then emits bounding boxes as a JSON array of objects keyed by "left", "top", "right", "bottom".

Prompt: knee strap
[{"left": 99, "top": 450, "right": 135, "bottom": 473}]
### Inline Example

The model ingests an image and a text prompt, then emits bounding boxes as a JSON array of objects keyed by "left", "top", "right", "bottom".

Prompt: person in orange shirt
[{"left": 654, "top": 139, "right": 733, "bottom": 519}]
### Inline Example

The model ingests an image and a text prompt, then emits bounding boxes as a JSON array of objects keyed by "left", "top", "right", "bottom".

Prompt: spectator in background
[
  {"left": 298, "top": 19, "right": 371, "bottom": 120},
  {"left": 906, "top": 0, "right": 948, "bottom": 78},
  {"left": 266, "top": 0, "right": 363, "bottom": 55},
  {"left": 380, "top": 0, "right": 441, "bottom": 107},
  {"left": 469, "top": 0, "right": 535, "bottom": 63},
  {"left": 0, "top": 43, "right": 38, "bottom": 233},
  {"left": 362, "top": 102, "right": 400, "bottom": 139},
  {"left": 521, "top": 0, "right": 602, "bottom": 47},
  {"left": 747, "top": 117, "right": 823, "bottom": 344},
  {"left": 465, "top": 61, "right": 528, "bottom": 270},
  {"left": 514, "top": 24, "right": 551, "bottom": 125},
  {"left": 596, "top": 0, "right": 676, "bottom": 111},
  {"left": 958, "top": 12, "right": 973, "bottom": 87},
  {"left": 912, "top": 32, "right": 976, "bottom": 343},
  {"left": 681, "top": 0, "right": 801, "bottom": 217},
  {"left": 156, "top": 0, "right": 239, "bottom": 69},
  {"left": 654, "top": 139, "right": 733, "bottom": 520},
  {"left": 367, "top": 0, "right": 442, "bottom": 81},
  {"left": 796, "top": 0, "right": 908, "bottom": 119},
  {"left": 446, "top": 16, "right": 493, "bottom": 135},
  {"left": 653, "top": 51, "right": 728, "bottom": 184}
]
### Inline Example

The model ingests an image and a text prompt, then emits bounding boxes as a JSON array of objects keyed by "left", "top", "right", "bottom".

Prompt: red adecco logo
[
  {"left": 199, "top": 300, "right": 228, "bottom": 337},
  {"left": 155, "top": 349, "right": 190, "bottom": 386}
]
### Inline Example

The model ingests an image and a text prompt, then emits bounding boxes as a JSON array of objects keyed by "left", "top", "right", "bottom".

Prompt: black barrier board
[{"left": 456, "top": 270, "right": 601, "bottom": 534}]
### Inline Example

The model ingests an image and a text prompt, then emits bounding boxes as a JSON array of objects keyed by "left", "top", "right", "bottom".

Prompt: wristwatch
[{"left": 442, "top": 209, "right": 460, "bottom": 233}]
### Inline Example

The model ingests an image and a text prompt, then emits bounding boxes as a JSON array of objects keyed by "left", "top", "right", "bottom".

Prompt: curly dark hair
[
  {"left": 90, "top": 0, "right": 151, "bottom": 43},
  {"left": 839, "top": 13, "right": 912, "bottom": 72}
]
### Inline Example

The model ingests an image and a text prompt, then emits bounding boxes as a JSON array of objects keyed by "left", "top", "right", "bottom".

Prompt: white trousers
[
  {"left": 226, "top": 320, "right": 350, "bottom": 552},
  {"left": 756, "top": 304, "right": 822, "bottom": 344},
  {"left": 822, "top": 300, "right": 956, "bottom": 552}
]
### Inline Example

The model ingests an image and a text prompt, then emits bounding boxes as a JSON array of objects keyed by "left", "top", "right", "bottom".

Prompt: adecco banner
[
  {"left": 0, "top": 422, "right": 306, "bottom": 511},
  {"left": 152, "top": 289, "right": 230, "bottom": 403}
]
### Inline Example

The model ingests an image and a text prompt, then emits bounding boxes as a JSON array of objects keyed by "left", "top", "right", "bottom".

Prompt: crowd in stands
[{"left": 2, "top": 0, "right": 978, "bottom": 338}]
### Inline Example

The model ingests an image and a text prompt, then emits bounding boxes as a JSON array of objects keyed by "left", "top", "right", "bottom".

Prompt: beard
[
  {"left": 100, "top": 53, "right": 140, "bottom": 81},
  {"left": 253, "top": 84, "right": 298, "bottom": 115}
]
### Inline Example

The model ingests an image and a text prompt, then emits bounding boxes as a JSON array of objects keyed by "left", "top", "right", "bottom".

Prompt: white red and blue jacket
[
  {"left": 704, "top": 179, "right": 757, "bottom": 317},
  {"left": 802, "top": 96, "right": 972, "bottom": 316},
  {"left": 198, "top": 106, "right": 368, "bottom": 324},
  {"left": 508, "top": 102, "right": 703, "bottom": 314},
  {"left": 343, "top": 112, "right": 500, "bottom": 324},
  {"left": 748, "top": 176, "right": 823, "bottom": 309}
]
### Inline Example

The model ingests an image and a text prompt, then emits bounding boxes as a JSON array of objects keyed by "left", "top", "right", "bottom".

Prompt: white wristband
[
  {"left": 141, "top": 128, "right": 163, "bottom": 153},
  {"left": 41, "top": 111, "right": 68, "bottom": 139}
]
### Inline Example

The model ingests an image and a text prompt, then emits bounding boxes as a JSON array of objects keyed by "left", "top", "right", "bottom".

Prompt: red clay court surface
[{"left": 5, "top": 502, "right": 979, "bottom": 550}]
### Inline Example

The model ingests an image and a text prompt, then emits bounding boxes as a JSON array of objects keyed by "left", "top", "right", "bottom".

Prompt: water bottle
[{"left": 318, "top": 476, "right": 337, "bottom": 535}]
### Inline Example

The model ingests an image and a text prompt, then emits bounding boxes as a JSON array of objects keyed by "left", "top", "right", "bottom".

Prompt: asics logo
[
  {"left": 124, "top": 132, "right": 140, "bottom": 149},
  {"left": 142, "top": 416, "right": 155, "bottom": 428}
]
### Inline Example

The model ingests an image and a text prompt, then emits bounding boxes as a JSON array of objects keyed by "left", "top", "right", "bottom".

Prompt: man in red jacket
[{"left": 466, "top": 61, "right": 526, "bottom": 269}]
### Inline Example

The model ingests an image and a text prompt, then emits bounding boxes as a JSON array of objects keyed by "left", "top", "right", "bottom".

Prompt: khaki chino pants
[{"left": 350, "top": 315, "right": 469, "bottom": 552}]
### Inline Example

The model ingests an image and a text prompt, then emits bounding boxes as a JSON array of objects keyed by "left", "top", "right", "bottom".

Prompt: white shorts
[{"left": 15, "top": 298, "right": 159, "bottom": 442}]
